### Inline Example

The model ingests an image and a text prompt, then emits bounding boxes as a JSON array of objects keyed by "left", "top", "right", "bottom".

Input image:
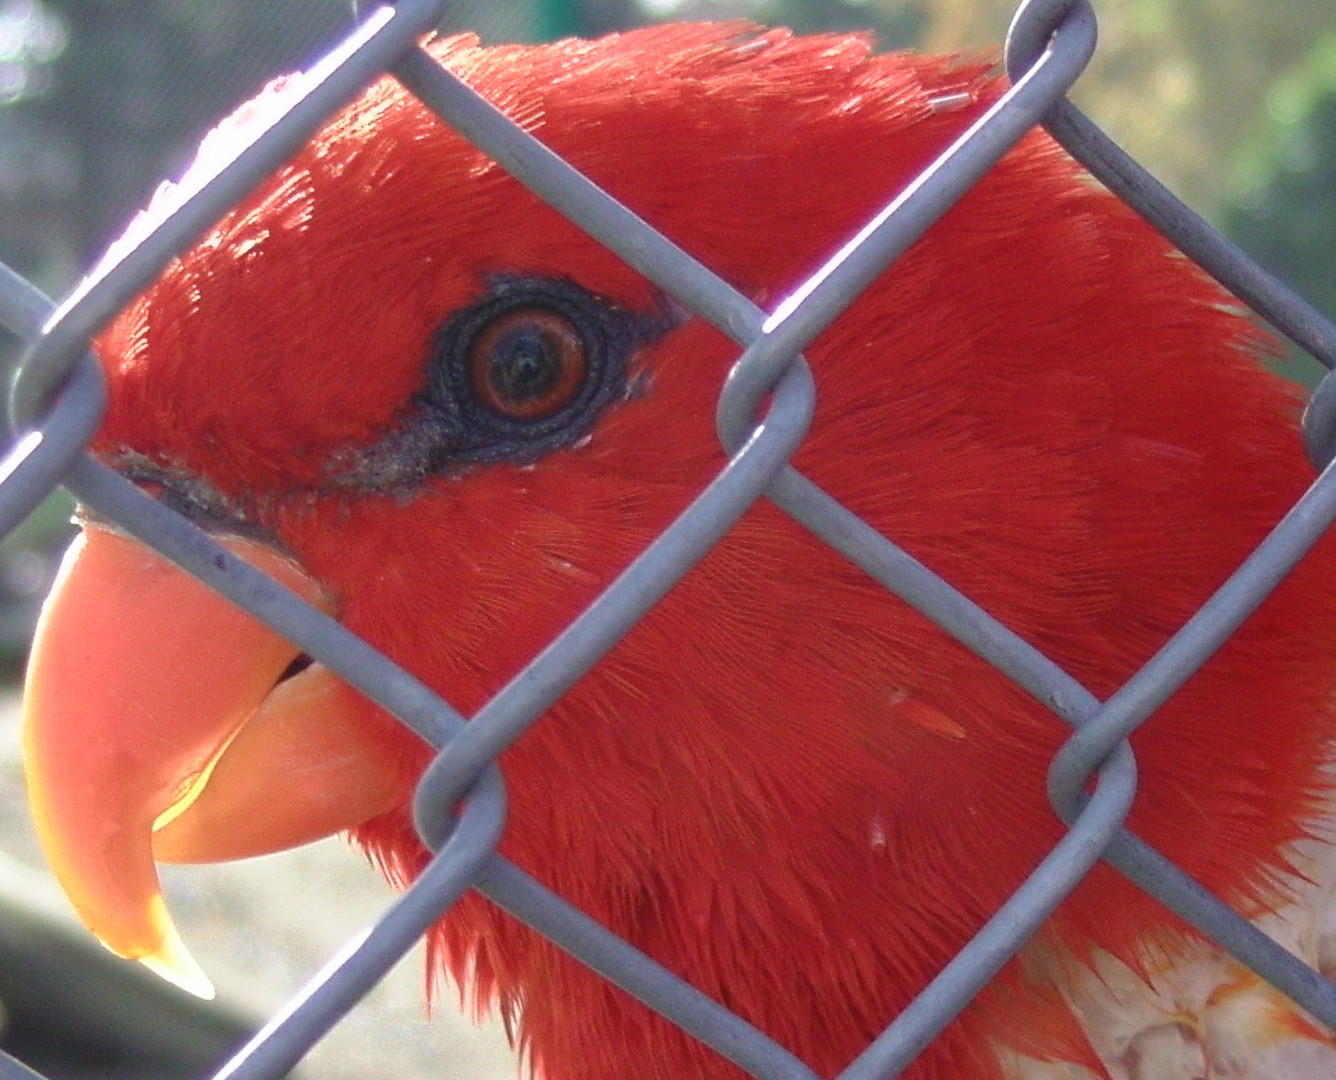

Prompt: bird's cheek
[{"left": 21, "top": 525, "right": 418, "bottom": 997}]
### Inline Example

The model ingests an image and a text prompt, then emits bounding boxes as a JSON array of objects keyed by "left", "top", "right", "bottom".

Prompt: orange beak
[{"left": 22, "top": 525, "right": 418, "bottom": 997}]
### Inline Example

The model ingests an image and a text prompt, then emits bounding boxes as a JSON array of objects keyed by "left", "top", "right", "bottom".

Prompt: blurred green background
[{"left": 0, "top": 0, "right": 1332, "bottom": 659}]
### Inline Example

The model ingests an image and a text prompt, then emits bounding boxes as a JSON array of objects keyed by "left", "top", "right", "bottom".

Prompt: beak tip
[{"left": 136, "top": 921, "right": 216, "bottom": 1000}]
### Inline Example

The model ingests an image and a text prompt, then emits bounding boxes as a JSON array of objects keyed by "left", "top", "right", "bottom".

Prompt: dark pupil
[{"left": 490, "top": 326, "right": 561, "bottom": 404}]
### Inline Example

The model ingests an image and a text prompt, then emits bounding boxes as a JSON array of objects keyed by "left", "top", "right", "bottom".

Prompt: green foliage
[{"left": 1221, "top": 31, "right": 1336, "bottom": 383}]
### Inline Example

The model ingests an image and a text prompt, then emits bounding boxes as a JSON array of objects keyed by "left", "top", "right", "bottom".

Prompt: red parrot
[{"left": 19, "top": 21, "right": 1336, "bottom": 1080}]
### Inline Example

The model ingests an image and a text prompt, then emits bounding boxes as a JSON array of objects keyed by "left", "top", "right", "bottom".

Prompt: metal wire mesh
[{"left": 4, "top": 0, "right": 1336, "bottom": 1078}]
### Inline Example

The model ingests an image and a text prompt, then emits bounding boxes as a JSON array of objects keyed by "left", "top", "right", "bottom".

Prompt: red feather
[{"left": 84, "top": 23, "right": 1336, "bottom": 1080}]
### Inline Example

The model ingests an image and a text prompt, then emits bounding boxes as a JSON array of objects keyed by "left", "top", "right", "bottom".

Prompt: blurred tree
[
  {"left": 2, "top": 1, "right": 355, "bottom": 290},
  {"left": 0, "top": 0, "right": 599, "bottom": 299},
  {"left": 0, "top": 0, "right": 73, "bottom": 295},
  {"left": 630, "top": 0, "right": 1336, "bottom": 218},
  {"left": 632, "top": 0, "right": 919, "bottom": 44},
  {"left": 907, "top": 0, "right": 1336, "bottom": 220},
  {"left": 1224, "top": 38, "right": 1336, "bottom": 307},
  {"left": 1222, "top": 39, "right": 1336, "bottom": 384},
  {"left": 896, "top": 0, "right": 1336, "bottom": 219}
]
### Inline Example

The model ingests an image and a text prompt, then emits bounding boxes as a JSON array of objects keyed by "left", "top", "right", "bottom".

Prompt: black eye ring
[{"left": 414, "top": 276, "right": 648, "bottom": 467}]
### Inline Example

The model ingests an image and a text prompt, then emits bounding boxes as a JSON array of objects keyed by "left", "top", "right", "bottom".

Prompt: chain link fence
[{"left": 3, "top": 0, "right": 1336, "bottom": 1077}]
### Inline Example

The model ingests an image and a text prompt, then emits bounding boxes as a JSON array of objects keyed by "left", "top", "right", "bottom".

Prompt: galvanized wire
[{"left": 3, "top": 1, "right": 1336, "bottom": 1078}]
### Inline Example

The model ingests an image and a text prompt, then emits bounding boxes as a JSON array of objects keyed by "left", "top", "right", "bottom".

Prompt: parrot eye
[
  {"left": 332, "top": 276, "right": 665, "bottom": 490},
  {"left": 466, "top": 308, "right": 589, "bottom": 420},
  {"left": 415, "top": 276, "right": 651, "bottom": 468}
]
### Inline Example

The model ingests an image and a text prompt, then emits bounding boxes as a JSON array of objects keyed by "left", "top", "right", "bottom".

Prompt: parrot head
[
  {"left": 24, "top": 22, "right": 1004, "bottom": 992},
  {"left": 21, "top": 22, "right": 1336, "bottom": 1080}
]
